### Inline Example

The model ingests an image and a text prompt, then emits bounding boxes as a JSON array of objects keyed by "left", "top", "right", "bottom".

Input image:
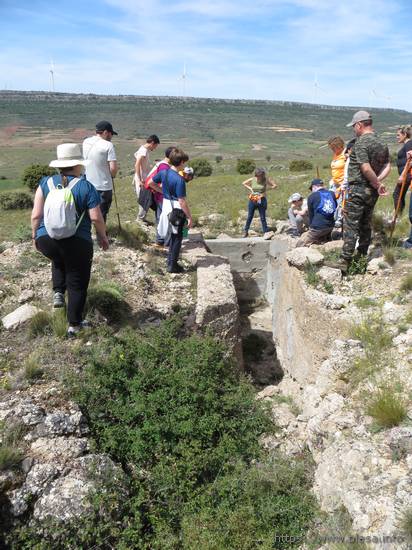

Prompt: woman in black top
[{"left": 394, "top": 125, "right": 412, "bottom": 213}]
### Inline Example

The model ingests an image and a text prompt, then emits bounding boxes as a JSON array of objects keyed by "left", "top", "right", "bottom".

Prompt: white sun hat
[{"left": 49, "top": 143, "right": 89, "bottom": 168}]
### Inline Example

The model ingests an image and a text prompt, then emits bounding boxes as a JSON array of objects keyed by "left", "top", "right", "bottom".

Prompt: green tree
[
  {"left": 237, "top": 159, "right": 256, "bottom": 175},
  {"left": 191, "top": 158, "right": 213, "bottom": 177},
  {"left": 22, "top": 164, "right": 55, "bottom": 192}
]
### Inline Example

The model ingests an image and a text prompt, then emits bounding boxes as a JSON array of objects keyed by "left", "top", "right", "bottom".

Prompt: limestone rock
[
  {"left": 314, "top": 240, "right": 343, "bottom": 253},
  {"left": 366, "top": 257, "right": 391, "bottom": 274},
  {"left": 307, "top": 289, "right": 350, "bottom": 309},
  {"left": 33, "top": 411, "right": 88, "bottom": 438},
  {"left": 2, "top": 304, "right": 41, "bottom": 330},
  {"left": 382, "top": 301, "right": 406, "bottom": 324},
  {"left": 30, "top": 437, "right": 89, "bottom": 463},
  {"left": 318, "top": 266, "right": 342, "bottom": 285},
  {"left": 256, "top": 385, "right": 280, "bottom": 400},
  {"left": 386, "top": 427, "right": 412, "bottom": 456},
  {"left": 10, "top": 463, "right": 60, "bottom": 516},
  {"left": 17, "top": 289, "right": 35, "bottom": 304},
  {"left": 286, "top": 247, "right": 324, "bottom": 270},
  {"left": 33, "top": 454, "right": 127, "bottom": 522},
  {"left": 274, "top": 220, "right": 292, "bottom": 234}
]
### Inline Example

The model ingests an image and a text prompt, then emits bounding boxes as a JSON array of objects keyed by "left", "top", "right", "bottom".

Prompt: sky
[{"left": 1, "top": 0, "right": 412, "bottom": 111}]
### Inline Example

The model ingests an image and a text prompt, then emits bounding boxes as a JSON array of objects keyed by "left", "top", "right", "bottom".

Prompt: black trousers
[
  {"left": 36, "top": 236, "right": 93, "bottom": 325},
  {"left": 167, "top": 225, "right": 184, "bottom": 269},
  {"left": 98, "top": 190, "right": 112, "bottom": 223}
]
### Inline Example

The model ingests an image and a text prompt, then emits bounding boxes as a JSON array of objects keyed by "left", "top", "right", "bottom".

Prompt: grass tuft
[
  {"left": 354, "top": 296, "right": 376, "bottom": 309},
  {"left": 400, "top": 508, "right": 412, "bottom": 541},
  {"left": 29, "top": 311, "right": 52, "bottom": 337},
  {"left": 107, "top": 223, "right": 149, "bottom": 249},
  {"left": 86, "top": 281, "right": 130, "bottom": 323},
  {"left": 366, "top": 388, "right": 408, "bottom": 429},
  {"left": 0, "top": 446, "right": 22, "bottom": 471},
  {"left": 304, "top": 260, "right": 320, "bottom": 287},
  {"left": 383, "top": 246, "right": 396, "bottom": 266},
  {"left": 23, "top": 354, "right": 44, "bottom": 381},
  {"left": 400, "top": 273, "right": 412, "bottom": 292},
  {"left": 51, "top": 308, "right": 68, "bottom": 338},
  {"left": 347, "top": 255, "right": 368, "bottom": 276}
]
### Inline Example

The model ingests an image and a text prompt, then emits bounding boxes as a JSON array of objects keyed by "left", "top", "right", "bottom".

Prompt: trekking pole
[
  {"left": 111, "top": 177, "right": 122, "bottom": 230},
  {"left": 389, "top": 157, "right": 411, "bottom": 239},
  {"left": 316, "top": 166, "right": 320, "bottom": 179}
]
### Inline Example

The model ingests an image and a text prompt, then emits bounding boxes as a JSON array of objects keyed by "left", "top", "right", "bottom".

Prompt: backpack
[
  {"left": 315, "top": 189, "right": 336, "bottom": 218},
  {"left": 43, "top": 176, "right": 85, "bottom": 239}
]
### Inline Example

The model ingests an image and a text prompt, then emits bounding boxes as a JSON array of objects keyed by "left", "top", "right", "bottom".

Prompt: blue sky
[{"left": 1, "top": 0, "right": 411, "bottom": 111}]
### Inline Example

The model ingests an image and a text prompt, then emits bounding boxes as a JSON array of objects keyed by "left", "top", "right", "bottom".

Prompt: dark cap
[
  {"left": 96, "top": 120, "right": 118, "bottom": 135},
  {"left": 309, "top": 178, "right": 324, "bottom": 190}
]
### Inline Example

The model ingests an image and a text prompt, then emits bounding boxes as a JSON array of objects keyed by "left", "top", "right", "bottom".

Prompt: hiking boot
[
  {"left": 53, "top": 292, "right": 65, "bottom": 308},
  {"left": 243, "top": 231, "right": 249, "bottom": 238},
  {"left": 324, "top": 257, "right": 350, "bottom": 274},
  {"left": 168, "top": 264, "right": 184, "bottom": 274},
  {"left": 67, "top": 325, "right": 81, "bottom": 338}
]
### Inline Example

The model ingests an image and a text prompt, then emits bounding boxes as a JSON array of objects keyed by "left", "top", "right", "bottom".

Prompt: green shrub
[
  {"left": 323, "top": 281, "right": 334, "bottom": 294},
  {"left": 191, "top": 158, "right": 213, "bottom": 177},
  {"left": 0, "top": 446, "right": 22, "bottom": 471},
  {"left": 0, "top": 192, "right": 33, "bottom": 210},
  {"left": 400, "top": 508, "right": 412, "bottom": 541},
  {"left": 236, "top": 158, "right": 256, "bottom": 175},
  {"left": 354, "top": 297, "right": 376, "bottom": 309},
  {"left": 400, "top": 273, "right": 412, "bottom": 292},
  {"left": 367, "top": 388, "right": 407, "bottom": 429},
  {"left": 304, "top": 261, "right": 320, "bottom": 287},
  {"left": 265, "top": 154, "right": 271, "bottom": 162},
  {"left": 349, "top": 313, "right": 392, "bottom": 352},
  {"left": 22, "top": 164, "right": 55, "bottom": 192},
  {"left": 86, "top": 281, "right": 130, "bottom": 323},
  {"left": 23, "top": 355, "right": 43, "bottom": 381},
  {"left": 289, "top": 160, "right": 313, "bottom": 172},
  {"left": 106, "top": 223, "right": 148, "bottom": 249},
  {"left": 215, "top": 155, "right": 223, "bottom": 163},
  {"left": 347, "top": 255, "right": 368, "bottom": 276},
  {"left": 383, "top": 247, "right": 396, "bottom": 266},
  {"left": 13, "top": 224, "right": 31, "bottom": 243}
]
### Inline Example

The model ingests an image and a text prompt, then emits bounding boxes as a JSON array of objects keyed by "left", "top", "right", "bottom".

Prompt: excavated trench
[{"left": 205, "top": 237, "right": 289, "bottom": 387}]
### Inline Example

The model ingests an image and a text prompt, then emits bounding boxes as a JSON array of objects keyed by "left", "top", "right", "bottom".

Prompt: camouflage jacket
[{"left": 347, "top": 132, "right": 389, "bottom": 187}]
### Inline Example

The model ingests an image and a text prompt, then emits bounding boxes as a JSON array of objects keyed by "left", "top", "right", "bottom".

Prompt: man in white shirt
[
  {"left": 83, "top": 121, "right": 118, "bottom": 222},
  {"left": 134, "top": 134, "right": 160, "bottom": 220}
]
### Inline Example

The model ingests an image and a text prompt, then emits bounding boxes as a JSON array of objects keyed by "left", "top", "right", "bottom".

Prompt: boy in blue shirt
[{"left": 149, "top": 149, "right": 193, "bottom": 273}]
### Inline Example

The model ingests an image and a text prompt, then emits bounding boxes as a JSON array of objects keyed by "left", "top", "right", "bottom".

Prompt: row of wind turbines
[{"left": 45, "top": 62, "right": 392, "bottom": 107}]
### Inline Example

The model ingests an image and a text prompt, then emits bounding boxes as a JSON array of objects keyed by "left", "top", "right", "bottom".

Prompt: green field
[{"left": 0, "top": 91, "right": 411, "bottom": 242}]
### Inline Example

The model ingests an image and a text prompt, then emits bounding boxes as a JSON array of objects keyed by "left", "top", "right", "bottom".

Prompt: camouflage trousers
[{"left": 342, "top": 184, "right": 378, "bottom": 261}]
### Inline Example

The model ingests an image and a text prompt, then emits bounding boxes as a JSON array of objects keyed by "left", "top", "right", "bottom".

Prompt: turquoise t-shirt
[{"left": 35, "top": 174, "right": 101, "bottom": 242}]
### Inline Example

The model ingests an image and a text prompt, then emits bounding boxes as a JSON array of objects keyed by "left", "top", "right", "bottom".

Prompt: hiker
[
  {"left": 134, "top": 134, "right": 160, "bottom": 221},
  {"left": 82, "top": 121, "right": 118, "bottom": 223},
  {"left": 31, "top": 143, "right": 109, "bottom": 338},
  {"left": 179, "top": 166, "right": 194, "bottom": 182},
  {"left": 148, "top": 148, "right": 193, "bottom": 273},
  {"left": 402, "top": 151, "right": 412, "bottom": 249},
  {"left": 242, "top": 168, "right": 277, "bottom": 238},
  {"left": 328, "top": 136, "right": 346, "bottom": 228},
  {"left": 332, "top": 111, "right": 390, "bottom": 272},
  {"left": 296, "top": 179, "right": 337, "bottom": 247},
  {"left": 287, "top": 193, "right": 308, "bottom": 236},
  {"left": 145, "top": 146, "right": 176, "bottom": 248},
  {"left": 393, "top": 126, "right": 412, "bottom": 216}
]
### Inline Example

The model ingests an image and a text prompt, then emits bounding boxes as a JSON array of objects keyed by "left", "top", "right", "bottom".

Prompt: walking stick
[
  {"left": 111, "top": 177, "right": 122, "bottom": 230},
  {"left": 316, "top": 166, "right": 320, "bottom": 179},
  {"left": 389, "top": 157, "right": 411, "bottom": 239}
]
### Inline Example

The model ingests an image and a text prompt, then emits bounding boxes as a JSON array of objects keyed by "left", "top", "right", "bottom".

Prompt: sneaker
[
  {"left": 243, "top": 231, "right": 249, "bottom": 238},
  {"left": 80, "top": 320, "right": 91, "bottom": 329},
  {"left": 53, "top": 292, "right": 65, "bottom": 308},
  {"left": 263, "top": 231, "right": 274, "bottom": 240},
  {"left": 67, "top": 325, "right": 81, "bottom": 338},
  {"left": 402, "top": 240, "right": 412, "bottom": 250}
]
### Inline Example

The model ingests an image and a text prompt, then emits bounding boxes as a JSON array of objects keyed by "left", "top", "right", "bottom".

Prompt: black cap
[
  {"left": 309, "top": 178, "right": 324, "bottom": 190},
  {"left": 96, "top": 120, "right": 118, "bottom": 135}
]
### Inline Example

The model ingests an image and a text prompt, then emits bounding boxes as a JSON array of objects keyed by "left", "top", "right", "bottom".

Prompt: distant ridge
[{"left": 0, "top": 90, "right": 410, "bottom": 115}]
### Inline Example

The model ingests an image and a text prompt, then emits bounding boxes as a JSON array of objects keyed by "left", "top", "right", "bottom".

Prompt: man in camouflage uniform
[{"left": 333, "top": 111, "right": 390, "bottom": 272}]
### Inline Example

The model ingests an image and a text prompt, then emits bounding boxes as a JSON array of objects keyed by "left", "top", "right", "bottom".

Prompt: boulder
[
  {"left": 366, "top": 258, "right": 391, "bottom": 274},
  {"left": 274, "top": 220, "right": 292, "bottom": 234},
  {"left": 318, "top": 266, "right": 342, "bottom": 285},
  {"left": 286, "top": 247, "right": 324, "bottom": 270},
  {"left": 18, "top": 289, "right": 35, "bottom": 304},
  {"left": 2, "top": 304, "right": 41, "bottom": 330}
]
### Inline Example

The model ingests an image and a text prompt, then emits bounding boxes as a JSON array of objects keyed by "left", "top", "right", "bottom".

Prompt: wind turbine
[
  {"left": 179, "top": 62, "right": 187, "bottom": 97},
  {"left": 49, "top": 59, "right": 55, "bottom": 92},
  {"left": 313, "top": 73, "right": 326, "bottom": 105},
  {"left": 371, "top": 89, "right": 392, "bottom": 109}
]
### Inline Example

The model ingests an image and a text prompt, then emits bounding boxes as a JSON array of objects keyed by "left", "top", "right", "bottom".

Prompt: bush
[
  {"left": 236, "top": 158, "right": 256, "bottom": 175},
  {"left": 347, "top": 254, "right": 368, "bottom": 275},
  {"left": 367, "top": 388, "right": 407, "bottom": 429},
  {"left": 12, "top": 224, "right": 31, "bottom": 243},
  {"left": 0, "top": 446, "right": 22, "bottom": 471},
  {"left": 29, "top": 311, "right": 52, "bottom": 338},
  {"left": 22, "top": 164, "right": 55, "bottom": 192},
  {"left": 86, "top": 281, "right": 130, "bottom": 323},
  {"left": 304, "top": 261, "right": 320, "bottom": 287},
  {"left": 400, "top": 508, "right": 412, "bottom": 541},
  {"left": 190, "top": 158, "right": 213, "bottom": 177},
  {"left": 215, "top": 155, "right": 223, "bottom": 163},
  {"left": 50, "top": 317, "right": 317, "bottom": 548},
  {"left": 0, "top": 192, "right": 33, "bottom": 210},
  {"left": 400, "top": 273, "right": 412, "bottom": 292},
  {"left": 23, "top": 355, "right": 44, "bottom": 381},
  {"left": 289, "top": 160, "right": 313, "bottom": 172}
]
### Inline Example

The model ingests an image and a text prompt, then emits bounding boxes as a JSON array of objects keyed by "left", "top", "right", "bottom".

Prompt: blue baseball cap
[{"left": 309, "top": 178, "right": 324, "bottom": 190}]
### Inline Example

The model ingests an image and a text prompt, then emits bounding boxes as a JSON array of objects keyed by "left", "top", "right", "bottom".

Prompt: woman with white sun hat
[{"left": 31, "top": 143, "right": 109, "bottom": 337}]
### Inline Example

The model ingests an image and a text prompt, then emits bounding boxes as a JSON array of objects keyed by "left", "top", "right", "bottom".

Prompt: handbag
[{"left": 164, "top": 172, "right": 187, "bottom": 227}]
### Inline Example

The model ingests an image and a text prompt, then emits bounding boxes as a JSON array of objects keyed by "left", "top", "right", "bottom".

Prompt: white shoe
[{"left": 67, "top": 325, "right": 81, "bottom": 338}]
